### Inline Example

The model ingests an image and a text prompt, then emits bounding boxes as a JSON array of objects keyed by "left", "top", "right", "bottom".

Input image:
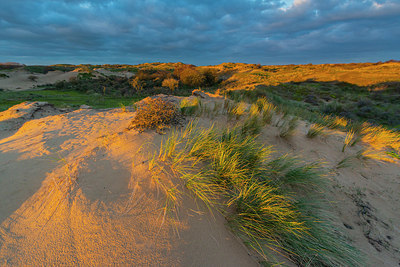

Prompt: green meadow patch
[{"left": 0, "top": 89, "right": 141, "bottom": 111}]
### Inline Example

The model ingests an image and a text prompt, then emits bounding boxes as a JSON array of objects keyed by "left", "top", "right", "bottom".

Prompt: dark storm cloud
[{"left": 0, "top": 0, "right": 399, "bottom": 64}]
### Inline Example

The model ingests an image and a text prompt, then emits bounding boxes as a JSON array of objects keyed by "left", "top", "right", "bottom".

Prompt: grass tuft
[
  {"left": 342, "top": 130, "right": 355, "bottom": 152},
  {"left": 353, "top": 123, "right": 400, "bottom": 162},
  {"left": 307, "top": 123, "right": 326, "bottom": 138},
  {"left": 228, "top": 101, "right": 248, "bottom": 120},
  {"left": 278, "top": 116, "right": 298, "bottom": 138},
  {"left": 256, "top": 98, "right": 276, "bottom": 124},
  {"left": 241, "top": 114, "right": 263, "bottom": 136}
]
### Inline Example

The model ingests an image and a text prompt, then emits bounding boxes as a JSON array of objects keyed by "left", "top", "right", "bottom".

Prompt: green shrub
[
  {"left": 136, "top": 69, "right": 169, "bottom": 85},
  {"left": 241, "top": 115, "right": 263, "bottom": 136},
  {"left": 28, "top": 75, "right": 38, "bottom": 82},
  {"left": 77, "top": 72, "right": 95, "bottom": 80}
]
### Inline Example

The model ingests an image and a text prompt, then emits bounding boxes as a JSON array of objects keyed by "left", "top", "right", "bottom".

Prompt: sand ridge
[{"left": 0, "top": 102, "right": 258, "bottom": 266}]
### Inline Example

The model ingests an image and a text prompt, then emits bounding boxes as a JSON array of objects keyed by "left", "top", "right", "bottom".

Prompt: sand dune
[
  {"left": 0, "top": 68, "right": 135, "bottom": 91},
  {"left": 0, "top": 69, "right": 78, "bottom": 91},
  {"left": 0, "top": 96, "right": 399, "bottom": 265},
  {"left": 0, "top": 102, "right": 258, "bottom": 266}
]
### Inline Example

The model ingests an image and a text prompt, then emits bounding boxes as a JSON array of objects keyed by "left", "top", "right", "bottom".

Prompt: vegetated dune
[
  {"left": 0, "top": 101, "right": 259, "bottom": 266},
  {"left": 0, "top": 94, "right": 399, "bottom": 266},
  {"left": 0, "top": 68, "right": 135, "bottom": 91},
  {"left": 2, "top": 61, "right": 400, "bottom": 92},
  {"left": 0, "top": 69, "right": 78, "bottom": 91},
  {"left": 214, "top": 61, "right": 400, "bottom": 90},
  {"left": 94, "top": 68, "right": 135, "bottom": 78},
  {"left": 259, "top": 121, "right": 400, "bottom": 266}
]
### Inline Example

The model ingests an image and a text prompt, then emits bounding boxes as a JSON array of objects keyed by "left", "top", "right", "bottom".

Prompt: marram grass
[
  {"left": 150, "top": 120, "right": 362, "bottom": 266},
  {"left": 307, "top": 123, "right": 325, "bottom": 138}
]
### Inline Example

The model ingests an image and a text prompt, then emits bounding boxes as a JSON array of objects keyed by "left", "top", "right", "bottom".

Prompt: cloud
[{"left": 0, "top": 0, "right": 398, "bottom": 65}]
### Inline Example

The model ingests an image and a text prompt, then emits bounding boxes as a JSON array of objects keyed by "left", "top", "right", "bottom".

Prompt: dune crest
[{"left": 0, "top": 102, "right": 258, "bottom": 266}]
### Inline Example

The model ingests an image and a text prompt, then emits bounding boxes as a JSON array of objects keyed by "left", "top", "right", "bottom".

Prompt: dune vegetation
[
  {"left": 147, "top": 110, "right": 362, "bottom": 266},
  {"left": 1, "top": 61, "right": 400, "bottom": 127},
  {"left": 1, "top": 61, "right": 400, "bottom": 265},
  {"left": 127, "top": 92, "right": 398, "bottom": 265}
]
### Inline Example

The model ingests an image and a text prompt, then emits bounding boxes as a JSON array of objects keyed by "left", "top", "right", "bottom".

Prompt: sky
[{"left": 0, "top": 0, "right": 399, "bottom": 65}]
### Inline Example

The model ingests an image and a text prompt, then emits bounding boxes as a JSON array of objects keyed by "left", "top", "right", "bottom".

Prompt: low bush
[
  {"left": 128, "top": 98, "right": 180, "bottom": 133},
  {"left": 201, "top": 68, "right": 219, "bottom": 87},
  {"left": 136, "top": 69, "right": 170, "bottom": 86},
  {"left": 28, "top": 75, "right": 38, "bottom": 82},
  {"left": 179, "top": 68, "right": 205, "bottom": 87},
  {"left": 162, "top": 78, "right": 179, "bottom": 92},
  {"left": 173, "top": 65, "right": 219, "bottom": 88},
  {"left": 77, "top": 72, "right": 95, "bottom": 80},
  {"left": 130, "top": 77, "right": 143, "bottom": 93}
]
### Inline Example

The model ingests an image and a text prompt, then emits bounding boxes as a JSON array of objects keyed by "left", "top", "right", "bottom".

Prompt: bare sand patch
[{"left": 0, "top": 69, "right": 78, "bottom": 91}]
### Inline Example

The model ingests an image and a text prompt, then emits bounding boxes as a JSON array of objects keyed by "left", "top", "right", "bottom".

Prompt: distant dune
[{"left": 0, "top": 62, "right": 24, "bottom": 66}]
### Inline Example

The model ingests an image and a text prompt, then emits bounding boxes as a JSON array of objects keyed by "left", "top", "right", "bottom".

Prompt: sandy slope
[
  {"left": 0, "top": 70, "right": 78, "bottom": 91},
  {"left": 257, "top": 121, "right": 400, "bottom": 266},
  {"left": 0, "top": 68, "right": 135, "bottom": 91},
  {"left": 0, "top": 102, "right": 258, "bottom": 266},
  {"left": 0, "top": 97, "right": 399, "bottom": 266}
]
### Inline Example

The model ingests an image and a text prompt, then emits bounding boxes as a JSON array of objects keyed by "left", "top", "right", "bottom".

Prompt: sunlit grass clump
[
  {"left": 359, "top": 123, "right": 400, "bottom": 162},
  {"left": 307, "top": 123, "right": 326, "bottom": 138},
  {"left": 149, "top": 120, "right": 362, "bottom": 266},
  {"left": 228, "top": 101, "right": 248, "bottom": 120},
  {"left": 322, "top": 115, "right": 349, "bottom": 129},
  {"left": 342, "top": 130, "right": 356, "bottom": 152},
  {"left": 256, "top": 97, "right": 275, "bottom": 124}
]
